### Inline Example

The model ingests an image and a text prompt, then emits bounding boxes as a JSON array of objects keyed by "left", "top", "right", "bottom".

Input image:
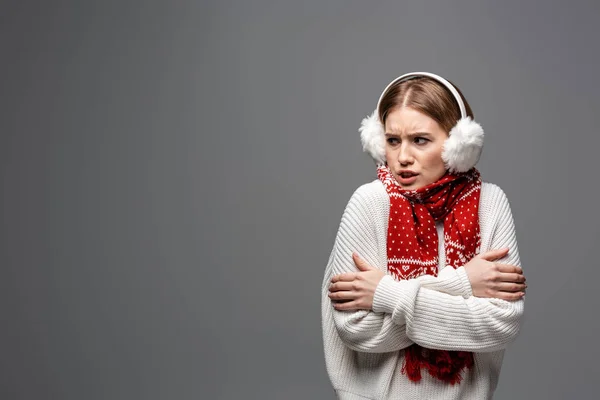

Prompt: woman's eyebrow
[{"left": 384, "top": 132, "right": 431, "bottom": 137}]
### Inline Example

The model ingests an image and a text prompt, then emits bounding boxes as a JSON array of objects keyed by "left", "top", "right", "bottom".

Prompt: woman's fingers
[
  {"left": 494, "top": 281, "right": 527, "bottom": 292},
  {"left": 495, "top": 263, "right": 524, "bottom": 275},
  {"left": 493, "top": 291, "right": 525, "bottom": 301},
  {"left": 329, "top": 281, "right": 360, "bottom": 301},
  {"left": 329, "top": 281, "right": 355, "bottom": 292},
  {"left": 328, "top": 280, "right": 362, "bottom": 306},
  {"left": 331, "top": 272, "right": 357, "bottom": 283},
  {"left": 497, "top": 272, "right": 526, "bottom": 283},
  {"left": 332, "top": 300, "right": 363, "bottom": 311},
  {"left": 478, "top": 247, "right": 509, "bottom": 261},
  {"left": 328, "top": 290, "right": 356, "bottom": 300}
]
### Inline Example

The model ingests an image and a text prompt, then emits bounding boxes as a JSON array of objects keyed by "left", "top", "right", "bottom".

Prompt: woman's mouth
[{"left": 397, "top": 171, "right": 418, "bottom": 185}]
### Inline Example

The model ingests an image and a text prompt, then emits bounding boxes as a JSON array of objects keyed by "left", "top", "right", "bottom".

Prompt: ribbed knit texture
[{"left": 321, "top": 180, "right": 524, "bottom": 400}]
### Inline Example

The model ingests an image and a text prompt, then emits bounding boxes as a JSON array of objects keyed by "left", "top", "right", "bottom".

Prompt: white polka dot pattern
[{"left": 377, "top": 165, "right": 482, "bottom": 281}]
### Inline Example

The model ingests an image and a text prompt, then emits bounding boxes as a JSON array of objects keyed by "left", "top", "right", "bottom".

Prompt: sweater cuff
[
  {"left": 454, "top": 266, "right": 473, "bottom": 298},
  {"left": 434, "top": 266, "right": 473, "bottom": 298},
  {"left": 372, "top": 275, "right": 420, "bottom": 321}
]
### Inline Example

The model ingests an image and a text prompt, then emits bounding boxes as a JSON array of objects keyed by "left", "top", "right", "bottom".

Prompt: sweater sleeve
[
  {"left": 324, "top": 185, "right": 475, "bottom": 354},
  {"left": 371, "top": 186, "right": 524, "bottom": 353}
]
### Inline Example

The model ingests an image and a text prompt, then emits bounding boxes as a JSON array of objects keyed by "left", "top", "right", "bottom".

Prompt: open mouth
[
  {"left": 397, "top": 171, "right": 419, "bottom": 185},
  {"left": 399, "top": 172, "right": 418, "bottom": 178}
]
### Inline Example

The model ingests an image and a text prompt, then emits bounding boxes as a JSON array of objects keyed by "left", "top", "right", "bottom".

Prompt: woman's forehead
[{"left": 385, "top": 107, "right": 440, "bottom": 134}]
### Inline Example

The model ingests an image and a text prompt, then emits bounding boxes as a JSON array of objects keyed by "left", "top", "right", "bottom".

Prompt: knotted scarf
[{"left": 377, "top": 163, "right": 482, "bottom": 385}]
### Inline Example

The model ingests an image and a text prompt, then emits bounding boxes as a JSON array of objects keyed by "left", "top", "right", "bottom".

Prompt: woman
[{"left": 321, "top": 72, "right": 526, "bottom": 399}]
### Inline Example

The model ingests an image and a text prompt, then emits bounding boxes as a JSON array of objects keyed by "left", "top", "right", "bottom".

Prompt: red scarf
[{"left": 377, "top": 164, "right": 482, "bottom": 385}]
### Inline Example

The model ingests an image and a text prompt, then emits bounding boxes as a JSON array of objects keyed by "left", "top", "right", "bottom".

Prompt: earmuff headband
[{"left": 376, "top": 71, "right": 467, "bottom": 119}]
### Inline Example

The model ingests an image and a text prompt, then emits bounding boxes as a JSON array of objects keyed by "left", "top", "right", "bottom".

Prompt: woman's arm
[
  {"left": 372, "top": 187, "right": 524, "bottom": 353},
  {"left": 324, "top": 185, "right": 475, "bottom": 353}
]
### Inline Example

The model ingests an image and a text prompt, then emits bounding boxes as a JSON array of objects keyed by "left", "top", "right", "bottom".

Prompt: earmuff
[{"left": 359, "top": 71, "right": 484, "bottom": 173}]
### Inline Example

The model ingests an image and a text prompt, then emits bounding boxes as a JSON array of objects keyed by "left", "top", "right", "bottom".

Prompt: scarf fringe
[{"left": 402, "top": 345, "right": 474, "bottom": 385}]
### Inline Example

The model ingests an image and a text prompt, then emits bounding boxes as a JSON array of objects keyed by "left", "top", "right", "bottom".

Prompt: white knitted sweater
[{"left": 321, "top": 179, "right": 524, "bottom": 400}]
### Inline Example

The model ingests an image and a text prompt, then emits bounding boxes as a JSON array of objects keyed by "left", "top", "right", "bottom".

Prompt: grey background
[{"left": 1, "top": 0, "right": 598, "bottom": 399}]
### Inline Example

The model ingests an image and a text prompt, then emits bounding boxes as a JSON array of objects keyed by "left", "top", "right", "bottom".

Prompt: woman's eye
[
  {"left": 387, "top": 138, "right": 399, "bottom": 145},
  {"left": 414, "top": 137, "right": 428, "bottom": 144}
]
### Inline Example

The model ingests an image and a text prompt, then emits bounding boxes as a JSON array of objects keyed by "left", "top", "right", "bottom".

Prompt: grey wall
[{"left": 2, "top": 0, "right": 599, "bottom": 399}]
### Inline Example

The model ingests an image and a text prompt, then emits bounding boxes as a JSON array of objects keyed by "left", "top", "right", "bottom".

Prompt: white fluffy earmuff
[{"left": 359, "top": 72, "right": 484, "bottom": 174}]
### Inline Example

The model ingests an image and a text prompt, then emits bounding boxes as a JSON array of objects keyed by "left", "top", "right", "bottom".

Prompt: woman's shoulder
[
  {"left": 481, "top": 181, "right": 502, "bottom": 198},
  {"left": 343, "top": 179, "right": 388, "bottom": 214},
  {"left": 480, "top": 181, "right": 513, "bottom": 216},
  {"left": 350, "top": 179, "right": 388, "bottom": 203},
  {"left": 481, "top": 181, "right": 509, "bottom": 200},
  {"left": 354, "top": 178, "right": 386, "bottom": 194}
]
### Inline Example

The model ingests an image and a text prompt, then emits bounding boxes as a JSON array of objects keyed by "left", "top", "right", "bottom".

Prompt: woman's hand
[
  {"left": 464, "top": 247, "right": 527, "bottom": 301},
  {"left": 328, "top": 252, "right": 385, "bottom": 311}
]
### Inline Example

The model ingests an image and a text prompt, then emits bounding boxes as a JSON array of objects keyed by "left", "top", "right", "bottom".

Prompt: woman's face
[{"left": 384, "top": 106, "right": 449, "bottom": 190}]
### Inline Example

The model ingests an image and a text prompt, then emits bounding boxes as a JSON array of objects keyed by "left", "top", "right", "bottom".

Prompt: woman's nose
[{"left": 398, "top": 144, "right": 414, "bottom": 165}]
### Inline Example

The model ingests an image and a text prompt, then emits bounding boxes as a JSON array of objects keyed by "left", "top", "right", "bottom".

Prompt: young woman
[{"left": 321, "top": 72, "right": 526, "bottom": 399}]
